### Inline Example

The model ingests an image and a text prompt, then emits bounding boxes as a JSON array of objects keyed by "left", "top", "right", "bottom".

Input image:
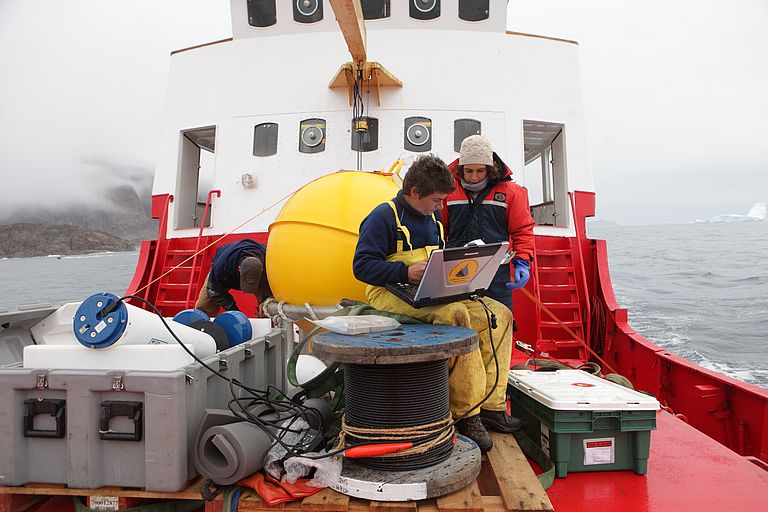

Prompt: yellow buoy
[{"left": 267, "top": 171, "right": 399, "bottom": 306}]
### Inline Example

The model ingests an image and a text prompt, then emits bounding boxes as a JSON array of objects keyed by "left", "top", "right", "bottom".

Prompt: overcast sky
[{"left": 0, "top": 0, "right": 765, "bottom": 224}]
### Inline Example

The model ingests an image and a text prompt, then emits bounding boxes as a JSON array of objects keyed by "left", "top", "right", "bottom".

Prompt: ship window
[
  {"left": 351, "top": 117, "right": 379, "bottom": 152},
  {"left": 248, "top": 0, "right": 277, "bottom": 28},
  {"left": 299, "top": 118, "right": 327, "bottom": 153},
  {"left": 177, "top": 127, "right": 216, "bottom": 230},
  {"left": 454, "top": 119, "right": 481, "bottom": 152},
  {"left": 523, "top": 120, "right": 567, "bottom": 227},
  {"left": 253, "top": 123, "right": 278, "bottom": 157},
  {"left": 404, "top": 117, "right": 432, "bottom": 152},
  {"left": 410, "top": 0, "right": 440, "bottom": 20},
  {"left": 294, "top": 0, "right": 323, "bottom": 23},
  {"left": 361, "top": 0, "right": 390, "bottom": 20},
  {"left": 459, "top": 0, "right": 489, "bottom": 22}
]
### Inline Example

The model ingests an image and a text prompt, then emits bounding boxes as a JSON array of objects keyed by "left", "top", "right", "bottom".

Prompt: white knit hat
[{"left": 459, "top": 135, "right": 493, "bottom": 166}]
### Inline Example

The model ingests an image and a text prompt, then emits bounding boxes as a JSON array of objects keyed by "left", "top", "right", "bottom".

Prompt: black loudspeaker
[
  {"left": 293, "top": 0, "right": 323, "bottom": 24},
  {"left": 299, "top": 118, "right": 326, "bottom": 154},
  {"left": 247, "top": 0, "right": 277, "bottom": 27},
  {"left": 410, "top": 0, "right": 440, "bottom": 21},
  {"left": 404, "top": 117, "right": 432, "bottom": 152}
]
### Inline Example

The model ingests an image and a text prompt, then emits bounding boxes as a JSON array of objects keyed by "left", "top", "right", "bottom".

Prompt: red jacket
[{"left": 440, "top": 154, "right": 535, "bottom": 262}]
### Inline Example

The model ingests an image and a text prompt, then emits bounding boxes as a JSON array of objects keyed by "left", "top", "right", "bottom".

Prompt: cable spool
[
  {"left": 313, "top": 323, "right": 482, "bottom": 484},
  {"left": 343, "top": 360, "right": 452, "bottom": 470}
]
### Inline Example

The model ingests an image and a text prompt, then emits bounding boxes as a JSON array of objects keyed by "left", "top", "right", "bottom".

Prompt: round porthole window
[
  {"left": 296, "top": 0, "right": 319, "bottom": 17},
  {"left": 406, "top": 123, "right": 430, "bottom": 146},
  {"left": 413, "top": 0, "right": 437, "bottom": 13},
  {"left": 301, "top": 125, "right": 323, "bottom": 147}
]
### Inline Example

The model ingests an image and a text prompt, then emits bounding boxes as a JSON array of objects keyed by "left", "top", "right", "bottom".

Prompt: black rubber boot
[
  {"left": 457, "top": 415, "right": 493, "bottom": 453},
  {"left": 479, "top": 409, "right": 524, "bottom": 433}
]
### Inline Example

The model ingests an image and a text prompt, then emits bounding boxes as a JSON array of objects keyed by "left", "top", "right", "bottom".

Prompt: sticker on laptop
[{"left": 447, "top": 260, "right": 479, "bottom": 285}]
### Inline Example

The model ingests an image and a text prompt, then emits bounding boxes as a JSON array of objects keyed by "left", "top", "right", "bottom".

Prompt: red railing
[{"left": 185, "top": 190, "right": 221, "bottom": 306}]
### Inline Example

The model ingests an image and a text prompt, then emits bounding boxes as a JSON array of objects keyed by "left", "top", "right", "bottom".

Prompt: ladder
[{"left": 531, "top": 237, "right": 588, "bottom": 362}]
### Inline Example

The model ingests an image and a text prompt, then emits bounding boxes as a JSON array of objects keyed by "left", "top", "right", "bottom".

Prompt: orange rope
[
  {"left": 134, "top": 174, "right": 338, "bottom": 296},
  {"left": 519, "top": 286, "right": 619, "bottom": 376},
  {"left": 133, "top": 169, "right": 398, "bottom": 299}
]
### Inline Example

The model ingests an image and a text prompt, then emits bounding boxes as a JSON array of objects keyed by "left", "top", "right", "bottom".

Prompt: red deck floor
[{"left": 545, "top": 411, "right": 768, "bottom": 511}]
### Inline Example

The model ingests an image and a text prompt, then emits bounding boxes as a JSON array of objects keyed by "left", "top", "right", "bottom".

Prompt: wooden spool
[
  {"left": 312, "top": 323, "right": 479, "bottom": 364},
  {"left": 313, "top": 323, "right": 482, "bottom": 501}
]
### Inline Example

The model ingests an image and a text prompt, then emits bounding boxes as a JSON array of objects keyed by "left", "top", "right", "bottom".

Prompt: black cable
[
  {"left": 107, "top": 295, "right": 325, "bottom": 457},
  {"left": 343, "top": 360, "right": 453, "bottom": 470}
]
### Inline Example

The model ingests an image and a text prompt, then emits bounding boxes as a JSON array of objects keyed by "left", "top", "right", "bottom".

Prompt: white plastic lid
[{"left": 507, "top": 370, "right": 660, "bottom": 411}]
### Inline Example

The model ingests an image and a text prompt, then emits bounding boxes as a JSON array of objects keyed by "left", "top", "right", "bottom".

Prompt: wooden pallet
[{"left": 0, "top": 433, "right": 552, "bottom": 512}]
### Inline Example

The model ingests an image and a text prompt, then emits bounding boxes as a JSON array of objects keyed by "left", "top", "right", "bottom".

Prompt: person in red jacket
[
  {"left": 440, "top": 135, "right": 535, "bottom": 309},
  {"left": 440, "top": 135, "right": 534, "bottom": 434}
]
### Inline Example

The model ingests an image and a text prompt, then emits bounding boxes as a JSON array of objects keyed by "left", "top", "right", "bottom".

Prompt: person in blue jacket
[{"left": 195, "top": 239, "right": 271, "bottom": 317}]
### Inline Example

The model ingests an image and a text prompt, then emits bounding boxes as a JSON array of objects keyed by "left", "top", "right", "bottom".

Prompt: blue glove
[{"left": 506, "top": 259, "right": 530, "bottom": 290}]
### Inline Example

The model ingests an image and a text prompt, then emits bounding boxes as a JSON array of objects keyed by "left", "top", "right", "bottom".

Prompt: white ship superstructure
[{"left": 155, "top": 0, "right": 592, "bottom": 236}]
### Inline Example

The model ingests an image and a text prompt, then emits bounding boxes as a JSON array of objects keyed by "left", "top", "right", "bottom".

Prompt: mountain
[
  {"left": 0, "top": 171, "right": 158, "bottom": 257},
  {"left": 0, "top": 224, "right": 135, "bottom": 258}
]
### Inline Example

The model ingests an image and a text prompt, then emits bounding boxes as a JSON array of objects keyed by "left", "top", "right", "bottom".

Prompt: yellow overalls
[{"left": 365, "top": 202, "right": 513, "bottom": 417}]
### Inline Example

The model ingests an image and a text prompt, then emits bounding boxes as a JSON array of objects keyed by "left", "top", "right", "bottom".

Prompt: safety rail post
[
  {"left": 185, "top": 190, "right": 221, "bottom": 307},
  {"left": 530, "top": 238, "right": 543, "bottom": 352},
  {"left": 568, "top": 192, "right": 591, "bottom": 354}
]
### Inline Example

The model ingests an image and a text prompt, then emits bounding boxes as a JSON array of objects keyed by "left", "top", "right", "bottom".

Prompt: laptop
[{"left": 385, "top": 242, "right": 509, "bottom": 308}]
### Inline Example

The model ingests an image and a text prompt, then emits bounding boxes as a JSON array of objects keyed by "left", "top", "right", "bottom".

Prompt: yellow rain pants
[{"left": 364, "top": 203, "right": 513, "bottom": 417}]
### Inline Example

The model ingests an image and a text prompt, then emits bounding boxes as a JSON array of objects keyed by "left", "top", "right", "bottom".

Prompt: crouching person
[
  {"left": 195, "top": 239, "right": 272, "bottom": 317},
  {"left": 352, "top": 155, "right": 519, "bottom": 453}
]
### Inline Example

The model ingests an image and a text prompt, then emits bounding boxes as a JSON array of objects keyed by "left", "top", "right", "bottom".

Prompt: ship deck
[
  {"left": 2, "top": 412, "right": 766, "bottom": 511},
  {"left": 547, "top": 411, "right": 768, "bottom": 511}
]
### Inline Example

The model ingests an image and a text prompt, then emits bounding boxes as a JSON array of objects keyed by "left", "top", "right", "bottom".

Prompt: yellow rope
[{"left": 338, "top": 414, "right": 454, "bottom": 458}]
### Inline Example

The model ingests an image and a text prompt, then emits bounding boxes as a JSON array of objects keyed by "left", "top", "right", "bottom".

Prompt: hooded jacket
[
  {"left": 439, "top": 152, "right": 535, "bottom": 308},
  {"left": 440, "top": 152, "right": 535, "bottom": 261}
]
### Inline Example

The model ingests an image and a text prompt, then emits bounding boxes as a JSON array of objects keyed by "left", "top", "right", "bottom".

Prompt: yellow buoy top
[{"left": 267, "top": 171, "right": 400, "bottom": 306}]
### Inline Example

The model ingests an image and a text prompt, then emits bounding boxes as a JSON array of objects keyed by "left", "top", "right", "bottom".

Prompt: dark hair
[
  {"left": 456, "top": 161, "right": 502, "bottom": 182},
  {"left": 403, "top": 155, "right": 456, "bottom": 197}
]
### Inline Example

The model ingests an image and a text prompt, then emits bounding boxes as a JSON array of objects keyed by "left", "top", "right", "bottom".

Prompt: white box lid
[{"left": 507, "top": 370, "right": 660, "bottom": 411}]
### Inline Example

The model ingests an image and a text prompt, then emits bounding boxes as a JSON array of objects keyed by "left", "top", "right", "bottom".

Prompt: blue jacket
[
  {"left": 209, "top": 239, "right": 270, "bottom": 297},
  {"left": 353, "top": 191, "right": 444, "bottom": 286}
]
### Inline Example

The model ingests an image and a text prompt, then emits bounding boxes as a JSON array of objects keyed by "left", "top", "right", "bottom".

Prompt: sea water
[{"left": 1, "top": 222, "right": 766, "bottom": 388}]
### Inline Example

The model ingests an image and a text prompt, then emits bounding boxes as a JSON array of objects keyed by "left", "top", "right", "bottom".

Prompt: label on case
[
  {"left": 583, "top": 437, "right": 615, "bottom": 465},
  {"left": 88, "top": 496, "right": 119, "bottom": 510}
]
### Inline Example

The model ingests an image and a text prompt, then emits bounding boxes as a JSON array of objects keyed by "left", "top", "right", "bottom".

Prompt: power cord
[{"left": 103, "top": 295, "right": 325, "bottom": 457}]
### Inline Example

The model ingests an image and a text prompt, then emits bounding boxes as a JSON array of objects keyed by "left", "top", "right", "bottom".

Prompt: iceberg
[{"left": 695, "top": 202, "right": 766, "bottom": 223}]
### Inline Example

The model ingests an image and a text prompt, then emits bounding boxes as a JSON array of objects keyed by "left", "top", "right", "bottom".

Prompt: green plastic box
[{"left": 507, "top": 370, "right": 659, "bottom": 477}]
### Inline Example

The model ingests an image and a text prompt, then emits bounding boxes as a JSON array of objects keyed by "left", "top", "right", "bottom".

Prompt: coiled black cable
[{"left": 343, "top": 360, "right": 454, "bottom": 471}]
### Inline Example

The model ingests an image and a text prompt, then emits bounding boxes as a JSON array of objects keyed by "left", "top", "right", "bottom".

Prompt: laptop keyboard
[{"left": 389, "top": 282, "right": 419, "bottom": 300}]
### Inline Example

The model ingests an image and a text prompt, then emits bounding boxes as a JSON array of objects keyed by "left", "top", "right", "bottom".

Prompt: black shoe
[
  {"left": 480, "top": 409, "right": 524, "bottom": 433},
  {"left": 457, "top": 415, "right": 493, "bottom": 453}
]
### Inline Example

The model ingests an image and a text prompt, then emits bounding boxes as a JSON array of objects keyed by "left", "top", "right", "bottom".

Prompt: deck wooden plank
[
  {"left": 435, "top": 481, "right": 483, "bottom": 512},
  {"left": 486, "top": 433, "right": 553, "bottom": 512},
  {"left": 301, "top": 488, "right": 350, "bottom": 511},
  {"left": 369, "top": 500, "right": 418, "bottom": 512},
  {"left": 0, "top": 477, "right": 204, "bottom": 500}
]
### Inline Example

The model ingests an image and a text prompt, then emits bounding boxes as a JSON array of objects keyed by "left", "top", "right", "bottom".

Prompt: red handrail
[
  {"left": 568, "top": 192, "right": 591, "bottom": 353},
  {"left": 141, "top": 194, "right": 173, "bottom": 305},
  {"left": 185, "top": 190, "right": 221, "bottom": 307}
]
